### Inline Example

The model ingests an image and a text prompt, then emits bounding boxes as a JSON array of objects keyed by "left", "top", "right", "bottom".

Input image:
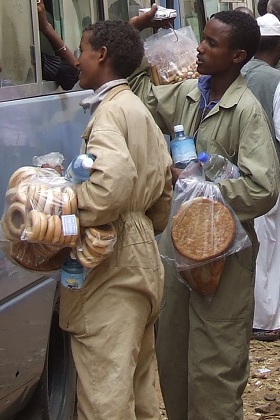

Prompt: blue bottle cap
[{"left": 198, "top": 151, "right": 210, "bottom": 163}]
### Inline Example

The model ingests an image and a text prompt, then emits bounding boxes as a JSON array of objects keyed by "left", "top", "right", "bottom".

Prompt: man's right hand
[{"left": 129, "top": 4, "right": 175, "bottom": 32}]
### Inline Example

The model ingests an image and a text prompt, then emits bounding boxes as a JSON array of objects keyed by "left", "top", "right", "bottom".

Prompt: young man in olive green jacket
[{"left": 129, "top": 8, "right": 280, "bottom": 420}]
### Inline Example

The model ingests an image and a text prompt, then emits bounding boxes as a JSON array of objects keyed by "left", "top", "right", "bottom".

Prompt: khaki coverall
[
  {"left": 128, "top": 64, "right": 280, "bottom": 419},
  {"left": 59, "top": 84, "right": 173, "bottom": 420}
]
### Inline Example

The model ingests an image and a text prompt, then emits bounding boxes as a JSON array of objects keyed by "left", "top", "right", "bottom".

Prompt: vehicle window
[
  {"left": 55, "top": 0, "right": 96, "bottom": 55},
  {"left": 107, "top": 0, "right": 153, "bottom": 39},
  {"left": 179, "top": 0, "right": 206, "bottom": 41},
  {"left": 0, "top": 0, "right": 35, "bottom": 86}
]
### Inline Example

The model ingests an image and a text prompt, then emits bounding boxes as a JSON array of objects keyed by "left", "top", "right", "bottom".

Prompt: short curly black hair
[
  {"left": 214, "top": 11, "right": 260, "bottom": 65},
  {"left": 83, "top": 20, "right": 144, "bottom": 78}
]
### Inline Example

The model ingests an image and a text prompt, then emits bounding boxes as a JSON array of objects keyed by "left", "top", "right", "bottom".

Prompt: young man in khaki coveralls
[
  {"left": 129, "top": 8, "right": 280, "bottom": 420},
  {"left": 59, "top": 21, "right": 173, "bottom": 419}
]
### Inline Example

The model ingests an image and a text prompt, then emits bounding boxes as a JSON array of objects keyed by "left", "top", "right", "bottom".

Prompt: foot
[{"left": 251, "top": 329, "right": 280, "bottom": 342}]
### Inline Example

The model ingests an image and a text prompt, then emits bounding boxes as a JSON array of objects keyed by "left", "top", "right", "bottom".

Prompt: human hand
[
  {"left": 37, "top": 0, "right": 51, "bottom": 34},
  {"left": 171, "top": 165, "right": 183, "bottom": 186},
  {"left": 129, "top": 4, "right": 175, "bottom": 32}
]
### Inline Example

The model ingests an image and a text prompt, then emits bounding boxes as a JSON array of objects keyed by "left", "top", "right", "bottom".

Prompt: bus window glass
[
  {"left": 179, "top": 0, "right": 205, "bottom": 41},
  {"left": 107, "top": 0, "right": 153, "bottom": 39},
  {"left": 0, "top": 0, "right": 35, "bottom": 86},
  {"left": 55, "top": 0, "right": 94, "bottom": 54}
]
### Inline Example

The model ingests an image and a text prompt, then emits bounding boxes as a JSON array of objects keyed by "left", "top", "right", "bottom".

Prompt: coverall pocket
[{"left": 59, "top": 285, "right": 87, "bottom": 335}]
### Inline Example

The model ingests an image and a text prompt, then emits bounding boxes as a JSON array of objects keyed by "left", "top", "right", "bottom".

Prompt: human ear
[
  {"left": 233, "top": 49, "right": 247, "bottom": 65},
  {"left": 99, "top": 46, "right": 108, "bottom": 63}
]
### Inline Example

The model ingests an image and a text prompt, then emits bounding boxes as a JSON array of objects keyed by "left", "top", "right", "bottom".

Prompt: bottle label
[
  {"left": 171, "top": 138, "right": 197, "bottom": 165},
  {"left": 61, "top": 270, "right": 85, "bottom": 289}
]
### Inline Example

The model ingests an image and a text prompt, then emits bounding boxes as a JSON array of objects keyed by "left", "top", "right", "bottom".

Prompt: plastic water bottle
[
  {"left": 198, "top": 151, "right": 240, "bottom": 182},
  {"left": 170, "top": 125, "right": 197, "bottom": 169},
  {"left": 61, "top": 254, "right": 85, "bottom": 289},
  {"left": 64, "top": 153, "right": 96, "bottom": 183}
]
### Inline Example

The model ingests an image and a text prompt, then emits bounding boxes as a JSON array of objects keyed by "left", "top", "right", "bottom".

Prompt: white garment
[
  {"left": 273, "top": 80, "right": 280, "bottom": 142},
  {"left": 253, "top": 195, "right": 280, "bottom": 330}
]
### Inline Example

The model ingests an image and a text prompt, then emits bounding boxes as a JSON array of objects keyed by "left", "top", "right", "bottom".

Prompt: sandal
[{"left": 251, "top": 329, "right": 280, "bottom": 342}]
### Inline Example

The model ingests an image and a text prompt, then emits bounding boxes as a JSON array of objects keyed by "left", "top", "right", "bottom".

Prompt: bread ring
[
  {"left": 37, "top": 212, "right": 48, "bottom": 241},
  {"left": 16, "top": 183, "right": 28, "bottom": 205},
  {"left": 5, "top": 188, "right": 18, "bottom": 205},
  {"left": 50, "top": 215, "right": 62, "bottom": 243},
  {"left": 52, "top": 188, "right": 62, "bottom": 215},
  {"left": 84, "top": 234, "right": 112, "bottom": 255},
  {"left": 44, "top": 215, "right": 56, "bottom": 243},
  {"left": 80, "top": 239, "right": 95, "bottom": 259},
  {"left": 1, "top": 215, "right": 21, "bottom": 242},
  {"left": 77, "top": 251, "right": 96, "bottom": 268},
  {"left": 58, "top": 230, "right": 73, "bottom": 245},
  {"left": 85, "top": 228, "right": 116, "bottom": 248},
  {"left": 87, "top": 225, "right": 117, "bottom": 241},
  {"left": 5, "top": 202, "right": 26, "bottom": 239},
  {"left": 64, "top": 187, "right": 77, "bottom": 215},
  {"left": 8, "top": 166, "right": 38, "bottom": 189},
  {"left": 61, "top": 192, "right": 72, "bottom": 215},
  {"left": 43, "top": 215, "right": 62, "bottom": 244},
  {"left": 26, "top": 209, "right": 42, "bottom": 241},
  {"left": 77, "top": 242, "right": 104, "bottom": 268},
  {"left": 44, "top": 189, "right": 54, "bottom": 215},
  {"left": 35, "top": 185, "right": 48, "bottom": 212},
  {"left": 26, "top": 183, "right": 38, "bottom": 211}
]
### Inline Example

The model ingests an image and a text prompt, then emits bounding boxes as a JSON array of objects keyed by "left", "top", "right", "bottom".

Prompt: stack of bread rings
[
  {"left": 74, "top": 225, "right": 117, "bottom": 269},
  {"left": 1, "top": 166, "right": 79, "bottom": 247},
  {"left": 25, "top": 182, "right": 79, "bottom": 247},
  {"left": 1, "top": 166, "right": 39, "bottom": 242}
]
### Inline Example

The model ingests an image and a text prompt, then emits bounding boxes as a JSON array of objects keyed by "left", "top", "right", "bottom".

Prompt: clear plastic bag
[
  {"left": 144, "top": 26, "right": 199, "bottom": 85},
  {"left": 160, "top": 164, "right": 251, "bottom": 296},
  {"left": 74, "top": 224, "right": 117, "bottom": 269},
  {"left": 21, "top": 169, "right": 80, "bottom": 247},
  {"left": 1, "top": 240, "right": 71, "bottom": 272}
]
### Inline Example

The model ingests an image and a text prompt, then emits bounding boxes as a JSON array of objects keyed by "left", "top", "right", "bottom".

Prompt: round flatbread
[{"left": 171, "top": 197, "right": 235, "bottom": 262}]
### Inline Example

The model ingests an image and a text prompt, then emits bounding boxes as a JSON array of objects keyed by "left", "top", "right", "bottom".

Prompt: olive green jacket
[{"left": 128, "top": 61, "right": 279, "bottom": 230}]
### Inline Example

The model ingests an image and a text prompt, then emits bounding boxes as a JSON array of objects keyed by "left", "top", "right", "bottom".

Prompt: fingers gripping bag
[
  {"left": 144, "top": 26, "right": 200, "bottom": 85},
  {"left": 163, "top": 165, "right": 251, "bottom": 296},
  {"left": 21, "top": 168, "right": 80, "bottom": 247}
]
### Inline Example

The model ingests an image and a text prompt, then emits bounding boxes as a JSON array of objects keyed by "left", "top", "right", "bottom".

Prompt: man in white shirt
[{"left": 242, "top": 12, "right": 280, "bottom": 341}]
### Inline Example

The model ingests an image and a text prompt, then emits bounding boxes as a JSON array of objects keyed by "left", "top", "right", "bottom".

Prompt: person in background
[
  {"left": 242, "top": 13, "right": 280, "bottom": 341},
  {"left": 129, "top": 7, "right": 279, "bottom": 420},
  {"left": 58, "top": 19, "right": 173, "bottom": 420},
  {"left": 37, "top": 0, "right": 79, "bottom": 90},
  {"left": 234, "top": 6, "right": 254, "bottom": 17},
  {"left": 267, "top": 0, "right": 280, "bottom": 19},
  {"left": 258, "top": 0, "right": 269, "bottom": 16}
]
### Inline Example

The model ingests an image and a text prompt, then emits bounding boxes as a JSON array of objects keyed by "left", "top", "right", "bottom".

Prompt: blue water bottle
[
  {"left": 61, "top": 254, "right": 85, "bottom": 289},
  {"left": 170, "top": 125, "right": 197, "bottom": 168},
  {"left": 64, "top": 153, "right": 96, "bottom": 184}
]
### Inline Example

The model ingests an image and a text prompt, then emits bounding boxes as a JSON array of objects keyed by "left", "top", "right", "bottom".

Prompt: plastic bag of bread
[
  {"left": 0, "top": 166, "right": 52, "bottom": 243},
  {"left": 19, "top": 168, "right": 80, "bottom": 247},
  {"left": 73, "top": 224, "right": 117, "bottom": 269},
  {"left": 144, "top": 26, "right": 199, "bottom": 85},
  {"left": 1, "top": 240, "right": 71, "bottom": 272},
  {"left": 164, "top": 170, "right": 251, "bottom": 295}
]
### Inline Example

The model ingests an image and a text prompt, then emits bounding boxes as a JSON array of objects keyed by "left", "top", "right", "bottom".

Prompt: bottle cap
[
  {"left": 82, "top": 157, "right": 94, "bottom": 169},
  {"left": 174, "top": 124, "right": 184, "bottom": 133},
  {"left": 198, "top": 151, "right": 210, "bottom": 163}
]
